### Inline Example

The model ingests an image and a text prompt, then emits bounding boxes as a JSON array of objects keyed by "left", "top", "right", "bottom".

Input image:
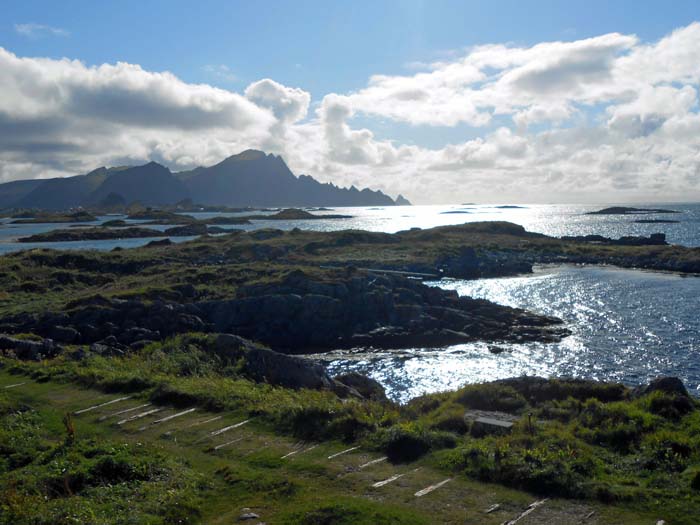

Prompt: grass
[{"left": 1, "top": 334, "right": 698, "bottom": 523}]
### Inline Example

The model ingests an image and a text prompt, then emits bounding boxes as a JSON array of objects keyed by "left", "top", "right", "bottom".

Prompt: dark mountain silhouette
[
  {"left": 15, "top": 167, "right": 111, "bottom": 210},
  {"left": 0, "top": 179, "right": 43, "bottom": 209},
  {"left": 0, "top": 150, "right": 410, "bottom": 210},
  {"left": 86, "top": 162, "right": 189, "bottom": 206},
  {"left": 178, "top": 150, "right": 402, "bottom": 207}
]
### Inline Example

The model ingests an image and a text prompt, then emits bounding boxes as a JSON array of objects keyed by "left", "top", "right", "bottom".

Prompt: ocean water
[
  {"left": 323, "top": 265, "right": 700, "bottom": 402},
  {"left": 1, "top": 202, "right": 700, "bottom": 254},
  {"left": 1, "top": 203, "right": 699, "bottom": 401}
]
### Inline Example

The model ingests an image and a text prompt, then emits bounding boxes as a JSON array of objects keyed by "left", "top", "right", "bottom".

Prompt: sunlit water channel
[{"left": 322, "top": 265, "right": 700, "bottom": 403}]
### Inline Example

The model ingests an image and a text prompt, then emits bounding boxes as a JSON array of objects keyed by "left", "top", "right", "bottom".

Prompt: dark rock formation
[
  {"left": 333, "top": 372, "right": 387, "bottom": 401},
  {"left": 436, "top": 247, "right": 532, "bottom": 278},
  {"left": 18, "top": 226, "right": 164, "bottom": 243},
  {"left": 587, "top": 207, "right": 679, "bottom": 215},
  {"left": 215, "top": 334, "right": 376, "bottom": 399},
  {"left": 245, "top": 208, "right": 352, "bottom": 220},
  {"left": 560, "top": 233, "right": 668, "bottom": 246},
  {"left": 215, "top": 334, "right": 324, "bottom": 389},
  {"left": 199, "top": 270, "right": 568, "bottom": 352},
  {"left": 0, "top": 271, "right": 567, "bottom": 354},
  {"left": 634, "top": 376, "right": 690, "bottom": 398},
  {"left": 164, "top": 223, "right": 209, "bottom": 237},
  {"left": 0, "top": 334, "right": 62, "bottom": 360}
]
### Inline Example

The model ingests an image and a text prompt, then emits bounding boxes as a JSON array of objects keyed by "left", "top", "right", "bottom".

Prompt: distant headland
[{"left": 0, "top": 150, "right": 411, "bottom": 210}]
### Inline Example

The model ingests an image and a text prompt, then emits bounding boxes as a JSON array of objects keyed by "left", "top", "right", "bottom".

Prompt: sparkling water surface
[
  {"left": 322, "top": 265, "right": 700, "bottom": 402},
  {"left": 1, "top": 202, "right": 700, "bottom": 253},
  {"left": 1, "top": 204, "right": 699, "bottom": 402}
]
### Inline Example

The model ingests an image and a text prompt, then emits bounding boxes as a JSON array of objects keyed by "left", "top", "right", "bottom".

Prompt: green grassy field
[{"left": 2, "top": 350, "right": 695, "bottom": 524}]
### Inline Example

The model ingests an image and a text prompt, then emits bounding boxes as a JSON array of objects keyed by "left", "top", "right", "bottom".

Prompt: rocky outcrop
[
  {"left": 0, "top": 296, "right": 209, "bottom": 346},
  {"left": 633, "top": 376, "right": 691, "bottom": 398},
  {"left": 214, "top": 334, "right": 377, "bottom": 399},
  {"left": 0, "top": 334, "right": 62, "bottom": 360},
  {"left": 586, "top": 207, "right": 679, "bottom": 215},
  {"left": 435, "top": 247, "right": 532, "bottom": 278},
  {"left": 560, "top": 233, "right": 668, "bottom": 246},
  {"left": 333, "top": 372, "right": 387, "bottom": 401},
  {"left": 199, "top": 270, "right": 568, "bottom": 352},
  {"left": 18, "top": 226, "right": 165, "bottom": 243},
  {"left": 0, "top": 271, "right": 568, "bottom": 353}
]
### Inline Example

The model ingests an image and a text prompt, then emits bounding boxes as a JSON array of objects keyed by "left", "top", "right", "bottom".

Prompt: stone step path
[
  {"left": 68, "top": 392, "right": 539, "bottom": 518},
  {"left": 117, "top": 407, "right": 164, "bottom": 425},
  {"left": 99, "top": 403, "right": 152, "bottom": 421},
  {"left": 0, "top": 375, "right": 616, "bottom": 525},
  {"left": 164, "top": 415, "right": 222, "bottom": 436},
  {"left": 195, "top": 419, "right": 251, "bottom": 443},
  {"left": 137, "top": 407, "right": 197, "bottom": 431}
]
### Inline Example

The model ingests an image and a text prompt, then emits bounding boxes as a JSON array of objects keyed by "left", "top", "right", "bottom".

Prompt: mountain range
[{"left": 0, "top": 150, "right": 410, "bottom": 210}]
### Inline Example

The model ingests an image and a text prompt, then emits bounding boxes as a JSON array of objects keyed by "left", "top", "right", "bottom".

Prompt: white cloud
[
  {"left": 14, "top": 23, "right": 69, "bottom": 38},
  {"left": 245, "top": 79, "right": 310, "bottom": 123},
  {"left": 2, "top": 23, "right": 700, "bottom": 203}
]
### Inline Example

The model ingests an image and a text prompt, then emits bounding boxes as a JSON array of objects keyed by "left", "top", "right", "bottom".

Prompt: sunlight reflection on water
[{"left": 324, "top": 265, "right": 700, "bottom": 403}]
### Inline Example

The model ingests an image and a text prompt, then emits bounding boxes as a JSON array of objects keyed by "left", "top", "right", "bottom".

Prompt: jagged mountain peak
[
  {"left": 0, "top": 150, "right": 410, "bottom": 209},
  {"left": 222, "top": 149, "right": 270, "bottom": 162}
]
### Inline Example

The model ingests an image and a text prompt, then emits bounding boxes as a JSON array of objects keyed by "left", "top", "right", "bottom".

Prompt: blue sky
[
  {"left": 1, "top": 1, "right": 700, "bottom": 203},
  {"left": 4, "top": 0, "right": 698, "bottom": 101}
]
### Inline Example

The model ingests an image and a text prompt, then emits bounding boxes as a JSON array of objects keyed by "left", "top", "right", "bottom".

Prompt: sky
[{"left": 1, "top": 0, "right": 700, "bottom": 204}]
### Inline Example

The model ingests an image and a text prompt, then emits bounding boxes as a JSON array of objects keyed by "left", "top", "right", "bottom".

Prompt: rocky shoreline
[
  {"left": 0, "top": 268, "right": 567, "bottom": 352},
  {"left": 2, "top": 220, "right": 699, "bottom": 360}
]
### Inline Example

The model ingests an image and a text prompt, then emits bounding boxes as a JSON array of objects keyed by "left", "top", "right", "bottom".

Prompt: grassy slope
[
  {"left": 0, "top": 368, "right": 659, "bottom": 525},
  {"left": 1, "top": 223, "right": 700, "bottom": 523}
]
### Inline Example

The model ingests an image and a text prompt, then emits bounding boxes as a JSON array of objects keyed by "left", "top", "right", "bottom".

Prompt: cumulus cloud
[
  {"left": 2, "top": 22, "right": 700, "bottom": 203},
  {"left": 0, "top": 47, "right": 276, "bottom": 181}
]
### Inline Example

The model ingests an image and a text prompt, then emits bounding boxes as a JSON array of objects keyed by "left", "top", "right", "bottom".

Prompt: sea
[{"left": 2, "top": 202, "right": 699, "bottom": 401}]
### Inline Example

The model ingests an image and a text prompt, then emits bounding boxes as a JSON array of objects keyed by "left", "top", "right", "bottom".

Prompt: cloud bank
[{"left": 2, "top": 23, "right": 700, "bottom": 203}]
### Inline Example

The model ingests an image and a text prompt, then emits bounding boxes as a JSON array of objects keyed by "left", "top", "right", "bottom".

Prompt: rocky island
[{"left": 586, "top": 206, "right": 680, "bottom": 215}]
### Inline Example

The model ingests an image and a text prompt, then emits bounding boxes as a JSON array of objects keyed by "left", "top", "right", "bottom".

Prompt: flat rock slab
[
  {"left": 99, "top": 403, "right": 151, "bottom": 421},
  {"left": 74, "top": 396, "right": 132, "bottom": 415},
  {"left": 464, "top": 410, "right": 519, "bottom": 423},
  {"left": 414, "top": 478, "right": 452, "bottom": 497},
  {"left": 475, "top": 417, "right": 514, "bottom": 429},
  {"left": 3, "top": 382, "right": 26, "bottom": 389},
  {"left": 282, "top": 443, "right": 318, "bottom": 459},
  {"left": 138, "top": 408, "right": 197, "bottom": 431},
  {"left": 117, "top": 407, "right": 163, "bottom": 425},
  {"left": 214, "top": 436, "right": 245, "bottom": 451},
  {"left": 327, "top": 446, "right": 359, "bottom": 460},
  {"left": 359, "top": 456, "right": 387, "bottom": 469},
  {"left": 372, "top": 468, "right": 421, "bottom": 489},
  {"left": 502, "top": 498, "right": 548, "bottom": 525},
  {"left": 465, "top": 410, "right": 518, "bottom": 435}
]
